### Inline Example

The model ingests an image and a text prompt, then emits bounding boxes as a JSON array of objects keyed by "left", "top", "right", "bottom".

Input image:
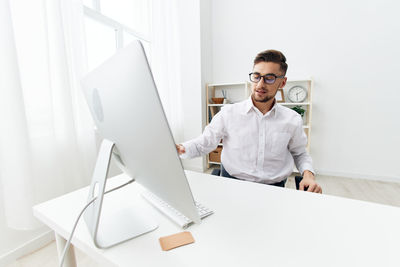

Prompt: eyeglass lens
[{"left": 250, "top": 73, "right": 276, "bottom": 84}]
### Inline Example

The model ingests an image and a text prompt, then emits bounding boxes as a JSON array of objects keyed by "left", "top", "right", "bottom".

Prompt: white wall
[{"left": 208, "top": 0, "right": 400, "bottom": 181}]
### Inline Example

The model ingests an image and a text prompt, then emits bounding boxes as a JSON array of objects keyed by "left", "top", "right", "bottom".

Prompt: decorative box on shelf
[{"left": 209, "top": 146, "right": 222, "bottom": 163}]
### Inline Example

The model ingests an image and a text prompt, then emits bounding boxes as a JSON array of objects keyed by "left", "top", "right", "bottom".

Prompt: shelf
[
  {"left": 209, "top": 161, "right": 221, "bottom": 165},
  {"left": 208, "top": 104, "right": 226, "bottom": 107}
]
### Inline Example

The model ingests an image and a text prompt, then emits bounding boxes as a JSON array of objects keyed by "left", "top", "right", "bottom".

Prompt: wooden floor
[{"left": 7, "top": 173, "right": 400, "bottom": 267}]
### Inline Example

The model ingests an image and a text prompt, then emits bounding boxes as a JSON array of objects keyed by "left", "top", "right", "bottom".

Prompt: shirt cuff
[
  {"left": 298, "top": 164, "right": 315, "bottom": 176},
  {"left": 179, "top": 141, "right": 196, "bottom": 159},
  {"left": 179, "top": 152, "right": 190, "bottom": 159}
]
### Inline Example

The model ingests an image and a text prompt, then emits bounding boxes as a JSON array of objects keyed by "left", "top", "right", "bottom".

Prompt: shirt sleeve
[
  {"left": 288, "top": 115, "right": 315, "bottom": 175},
  {"left": 180, "top": 108, "right": 226, "bottom": 159}
]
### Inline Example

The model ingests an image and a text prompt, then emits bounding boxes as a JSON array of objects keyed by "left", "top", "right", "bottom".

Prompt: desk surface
[{"left": 34, "top": 171, "right": 400, "bottom": 267}]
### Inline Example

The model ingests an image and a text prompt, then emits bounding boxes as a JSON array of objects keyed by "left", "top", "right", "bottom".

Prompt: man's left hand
[{"left": 299, "top": 170, "right": 322, "bottom": 194}]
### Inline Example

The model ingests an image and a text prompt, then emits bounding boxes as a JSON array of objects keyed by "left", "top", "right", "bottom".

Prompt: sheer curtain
[
  {"left": 0, "top": 0, "right": 96, "bottom": 229},
  {"left": 151, "top": 0, "right": 184, "bottom": 143}
]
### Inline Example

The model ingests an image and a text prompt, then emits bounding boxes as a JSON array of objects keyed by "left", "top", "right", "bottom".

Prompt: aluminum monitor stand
[{"left": 84, "top": 139, "right": 158, "bottom": 249}]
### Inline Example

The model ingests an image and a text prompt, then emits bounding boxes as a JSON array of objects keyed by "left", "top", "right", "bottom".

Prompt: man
[{"left": 176, "top": 49, "right": 322, "bottom": 193}]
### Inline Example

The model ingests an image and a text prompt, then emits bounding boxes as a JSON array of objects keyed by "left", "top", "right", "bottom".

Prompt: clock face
[{"left": 288, "top": 86, "right": 307, "bottom": 103}]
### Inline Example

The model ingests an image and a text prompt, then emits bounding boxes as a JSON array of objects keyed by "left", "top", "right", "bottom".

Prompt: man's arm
[
  {"left": 289, "top": 116, "right": 322, "bottom": 193},
  {"left": 176, "top": 109, "right": 226, "bottom": 159}
]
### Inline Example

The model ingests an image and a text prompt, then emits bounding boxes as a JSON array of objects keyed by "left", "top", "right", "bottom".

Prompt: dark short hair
[{"left": 253, "top": 49, "right": 288, "bottom": 75}]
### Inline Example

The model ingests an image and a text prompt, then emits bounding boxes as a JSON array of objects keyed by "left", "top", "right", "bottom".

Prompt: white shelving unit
[
  {"left": 281, "top": 79, "right": 314, "bottom": 153},
  {"left": 282, "top": 79, "right": 314, "bottom": 173},
  {"left": 205, "top": 79, "right": 313, "bottom": 170}
]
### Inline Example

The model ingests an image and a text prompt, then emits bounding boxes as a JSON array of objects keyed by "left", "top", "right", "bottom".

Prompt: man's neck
[{"left": 252, "top": 97, "right": 275, "bottom": 115}]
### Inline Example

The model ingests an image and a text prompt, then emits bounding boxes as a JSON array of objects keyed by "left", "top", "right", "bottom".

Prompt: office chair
[
  {"left": 211, "top": 168, "right": 221, "bottom": 176},
  {"left": 211, "top": 167, "right": 304, "bottom": 190},
  {"left": 294, "top": 176, "right": 303, "bottom": 190}
]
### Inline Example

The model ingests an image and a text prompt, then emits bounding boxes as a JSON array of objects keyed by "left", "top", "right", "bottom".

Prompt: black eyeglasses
[{"left": 249, "top": 72, "right": 285, "bottom": 84}]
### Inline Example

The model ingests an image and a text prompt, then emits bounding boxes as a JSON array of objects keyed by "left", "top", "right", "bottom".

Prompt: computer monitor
[{"left": 81, "top": 40, "right": 201, "bottom": 248}]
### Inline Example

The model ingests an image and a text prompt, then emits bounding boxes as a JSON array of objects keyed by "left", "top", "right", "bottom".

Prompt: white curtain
[
  {"left": 0, "top": 0, "right": 97, "bottom": 229},
  {"left": 150, "top": 0, "right": 184, "bottom": 143}
]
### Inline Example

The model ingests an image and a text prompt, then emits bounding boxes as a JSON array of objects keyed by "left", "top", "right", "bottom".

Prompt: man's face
[{"left": 251, "top": 62, "right": 287, "bottom": 103}]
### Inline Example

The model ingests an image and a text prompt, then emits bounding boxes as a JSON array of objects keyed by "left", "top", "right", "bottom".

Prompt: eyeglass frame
[{"left": 248, "top": 72, "right": 285, "bottom": 84}]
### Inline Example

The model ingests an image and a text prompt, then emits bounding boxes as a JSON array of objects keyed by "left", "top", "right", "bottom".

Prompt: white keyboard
[
  {"left": 195, "top": 201, "right": 214, "bottom": 219},
  {"left": 141, "top": 190, "right": 213, "bottom": 228}
]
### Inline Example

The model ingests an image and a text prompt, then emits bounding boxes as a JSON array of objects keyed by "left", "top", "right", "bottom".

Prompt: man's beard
[{"left": 252, "top": 91, "right": 275, "bottom": 103}]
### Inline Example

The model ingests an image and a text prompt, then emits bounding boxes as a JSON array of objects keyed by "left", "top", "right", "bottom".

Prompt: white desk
[{"left": 33, "top": 171, "right": 400, "bottom": 267}]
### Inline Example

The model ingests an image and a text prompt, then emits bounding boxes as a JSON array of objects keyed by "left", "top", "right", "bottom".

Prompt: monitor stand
[{"left": 84, "top": 139, "right": 158, "bottom": 249}]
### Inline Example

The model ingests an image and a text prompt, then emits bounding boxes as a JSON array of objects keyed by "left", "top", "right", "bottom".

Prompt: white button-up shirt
[{"left": 182, "top": 97, "right": 314, "bottom": 184}]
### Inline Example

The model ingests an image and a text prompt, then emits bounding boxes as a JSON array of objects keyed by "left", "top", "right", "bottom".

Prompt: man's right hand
[{"left": 176, "top": 144, "right": 186, "bottom": 155}]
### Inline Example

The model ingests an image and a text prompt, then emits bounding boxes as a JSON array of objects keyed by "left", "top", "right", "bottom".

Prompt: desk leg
[{"left": 55, "top": 232, "right": 77, "bottom": 267}]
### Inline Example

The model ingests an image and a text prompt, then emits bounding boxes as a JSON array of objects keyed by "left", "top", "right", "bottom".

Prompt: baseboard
[
  {"left": 316, "top": 169, "right": 400, "bottom": 184},
  {"left": 0, "top": 230, "right": 54, "bottom": 267}
]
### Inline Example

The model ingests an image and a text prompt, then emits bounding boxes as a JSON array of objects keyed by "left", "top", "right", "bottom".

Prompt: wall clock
[{"left": 287, "top": 86, "right": 307, "bottom": 103}]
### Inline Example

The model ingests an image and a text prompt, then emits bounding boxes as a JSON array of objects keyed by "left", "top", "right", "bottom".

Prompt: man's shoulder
[{"left": 276, "top": 104, "right": 302, "bottom": 121}]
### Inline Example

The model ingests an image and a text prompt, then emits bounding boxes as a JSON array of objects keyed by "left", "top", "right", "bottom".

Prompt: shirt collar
[
  {"left": 244, "top": 97, "right": 254, "bottom": 114},
  {"left": 244, "top": 97, "right": 279, "bottom": 118},
  {"left": 269, "top": 100, "right": 279, "bottom": 118}
]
